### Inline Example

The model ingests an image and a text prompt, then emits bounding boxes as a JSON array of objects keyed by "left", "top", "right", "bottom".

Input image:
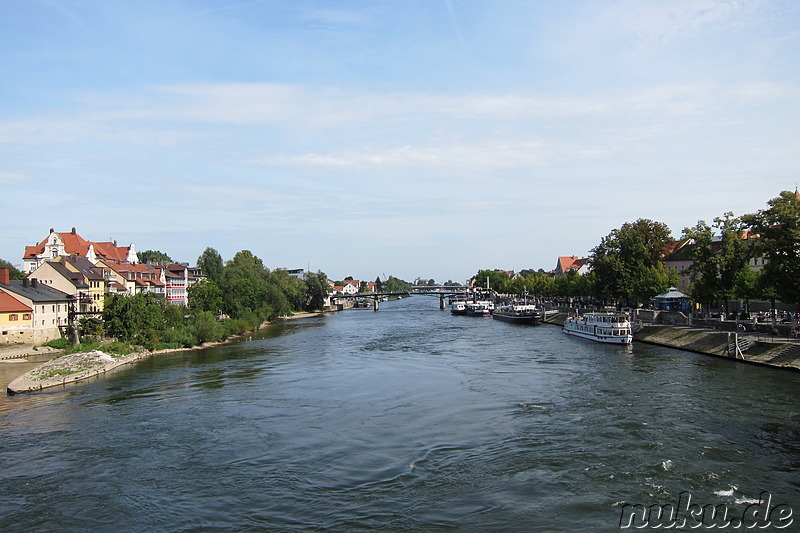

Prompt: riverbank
[
  {"left": 542, "top": 312, "right": 800, "bottom": 372},
  {"left": 4, "top": 310, "right": 325, "bottom": 395}
]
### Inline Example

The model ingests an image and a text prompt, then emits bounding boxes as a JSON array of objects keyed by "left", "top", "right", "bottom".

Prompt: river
[{"left": 1, "top": 296, "right": 798, "bottom": 531}]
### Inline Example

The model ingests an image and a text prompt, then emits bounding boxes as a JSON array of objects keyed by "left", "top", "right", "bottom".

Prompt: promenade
[
  {"left": 542, "top": 312, "right": 800, "bottom": 372},
  {"left": 0, "top": 343, "right": 59, "bottom": 361}
]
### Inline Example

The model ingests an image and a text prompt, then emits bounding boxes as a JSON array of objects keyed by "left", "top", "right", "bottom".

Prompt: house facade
[
  {"left": 163, "top": 263, "right": 203, "bottom": 306},
  {"left": 23, "top": 228, "right": 138, "bottom": 273},
  {"left": 29, "top": 256, "right": 107, "bottom": 313},
  {"left": 0, "top": 268, "right": 72, "bottom": 344},
  {"left": 0, "top": 288, "right": 33, "bottom": 344},
  {"left": 100, "top": 260, "right": 166, "bottom": 298}
]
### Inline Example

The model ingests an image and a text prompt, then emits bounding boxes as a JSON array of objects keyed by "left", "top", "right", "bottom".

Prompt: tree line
[
  {"left": 475, "top": 190, "right": 800, "bottom": 312},
  {"left": 102, "top": 248, "right": 331, "bottom": 350}
]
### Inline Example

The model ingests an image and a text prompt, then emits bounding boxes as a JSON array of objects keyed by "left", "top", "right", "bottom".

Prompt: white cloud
[
  {"left": 0, "top": 171, "right": 27, "bottom": 184},
  {"left": 615, "top": 0, "right": 774, "bottom": 45},
  {"left": 247, "top": 139, "right": 615, "bottom": 171}
]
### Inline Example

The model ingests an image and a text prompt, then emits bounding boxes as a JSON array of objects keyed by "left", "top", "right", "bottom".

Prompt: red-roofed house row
[
  {"left": 23, "top": 228, "right": 138, "bottom": 273},
  {"left": 20, "top": 228, "right": 203, "bottom": 309}
]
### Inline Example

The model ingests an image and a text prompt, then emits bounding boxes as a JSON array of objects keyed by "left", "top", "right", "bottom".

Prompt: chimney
[
  {"left": 30, "top": 278, "right": 38, "bottom": 288},
  {"left": 71, "top": 227, "right": 77, "bottom": 235},
  {"left": 0, "top": 268, "right": 9, "bottom": 285},
  {"left": 22, "top": 277, "right": 28, "bottom": 288}
]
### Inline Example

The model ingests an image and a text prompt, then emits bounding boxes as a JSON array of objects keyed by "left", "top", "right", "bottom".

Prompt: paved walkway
[{"left": 0, "top": 343, "right": 60, "bottom": 361}]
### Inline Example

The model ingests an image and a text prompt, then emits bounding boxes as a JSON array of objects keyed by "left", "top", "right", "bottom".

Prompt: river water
[{"left": 1, "top": 296, "right": 799, "bottom": 531}]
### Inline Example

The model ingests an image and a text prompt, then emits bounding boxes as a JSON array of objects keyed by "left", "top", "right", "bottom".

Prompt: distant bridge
[{"left": 332, "top": 286, "right": 485, "bottom": 311}]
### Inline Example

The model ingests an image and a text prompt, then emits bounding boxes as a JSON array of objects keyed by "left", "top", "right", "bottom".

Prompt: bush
[
  {"left": 190, "top": 310, "right": 225, "bottom": 344},
  {"left": 104, "top": 341, "right": 134, "bottom": 356},
  {"left": 43, "top": 338, "right": 71, "bottom": 350},
  {"left": 61, "top": 338, "right": 102, "bottom": 355}
]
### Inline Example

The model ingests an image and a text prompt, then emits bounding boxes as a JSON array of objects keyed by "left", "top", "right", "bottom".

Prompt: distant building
[
  {"left": 287, "top": 268, "right": 306, "bottom": 278},
  {"left": 0, "top": 288, "right": 33, "bottom": 344},
  {"left": 23, "top": 228, "right": 138, "bottom": 273},
  {"left": 663, "top": 240, "right": 694, "bottom": 292},
  {"left": 29, "top": 256, "right": 107, "bottom": 313},
  {"left": 555, "top": 256, "right": 590, "bottom": 276},
  {"left": 0, "top": 267, "right": 72, "bottom": 343},
  {"left": 653, "top": 287, "right": 691, "bottom": 312},
  {"left": 100, "top": 260, "right": 166, "bottom": 298}
]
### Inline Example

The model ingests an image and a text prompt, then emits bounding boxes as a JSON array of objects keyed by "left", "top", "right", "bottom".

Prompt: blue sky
[{"left": 1, "top": 0, "right": 798, "bottom": 283}]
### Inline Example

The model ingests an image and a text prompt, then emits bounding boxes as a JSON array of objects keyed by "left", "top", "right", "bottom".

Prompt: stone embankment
[
  {"left": 7, "top": 349, "right": 157, "bottom": 394},
  {"left": 543, "top": 313, "right": 800, "bottom": 372}
]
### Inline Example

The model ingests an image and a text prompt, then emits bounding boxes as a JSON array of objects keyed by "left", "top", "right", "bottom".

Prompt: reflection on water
[{"left": 2, "top": 297, "right": 799, "bottom": 531}]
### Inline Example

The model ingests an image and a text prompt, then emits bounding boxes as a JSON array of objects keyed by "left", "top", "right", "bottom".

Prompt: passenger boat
[
  {"left": 492, "top": 304, "right": 541, "bottom": 325},
  {"left": 563, "top": 312, "right": 633, "bottom": 344},
  {"left": 465, "top": 301, "right": 494, "bottom": 317}
]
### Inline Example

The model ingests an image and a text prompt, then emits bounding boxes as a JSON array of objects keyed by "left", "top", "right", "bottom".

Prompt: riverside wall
[{"left": 543, "top": 312, "right": 800, "bottom": 372}]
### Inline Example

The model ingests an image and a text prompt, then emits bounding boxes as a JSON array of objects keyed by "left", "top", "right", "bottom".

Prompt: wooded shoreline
[{"left": 5, "top": 311, "right": 324, "bottom": 395}]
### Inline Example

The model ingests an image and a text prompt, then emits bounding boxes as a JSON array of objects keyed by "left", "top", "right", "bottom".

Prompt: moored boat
[
  {"left": 492, "top": 304, "right": 541, "bottom": 325},
  {"left": 465, "top": 301, "right": 494, "bottom": 317},
  {"left": 563, "top": 312, "right": 633, "bottom": 344},
  {"left": 450, "top": 300, "right": 467, "bottom": 315}
]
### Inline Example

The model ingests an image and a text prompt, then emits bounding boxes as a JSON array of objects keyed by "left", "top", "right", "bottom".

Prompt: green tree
[
  {"left": 715, "top": 214, "right": 752, "bottom": 309},
  {"left": 682, "top": 220, "right": 718, "bottom": 310},
  {"left": 590, "top": 219, "right": 677, "bottom": 306},
  {"left": 138, "top": 250, "right": 172, "bottom": 265},
  {"left": 103, "top": 293, "right": 171, "bottom": 348},
  {"left": 304, "top": 271, "right": 331, "bottom": 311},
  {"left": 224, "top": 277, "right": 266, "bottom": 319},
  {"left": 189, "top": 310, "right": 224, "bottom": 344},
  {"left": 196, "top": 247, "right": 225, "bottom": 283},
  {"left": 733, "top": 266, "right": 759, "bottom": 315},
  {"left": 224, "top": 250, "right": 267, "bottom": 282},
  {"left": 188, "top": 278, "right": 224, "bottom": 314},
  {"left": 742, "top": 190, "right": 800, "bottom": 305},
  {"left": 555, "top": 269, "right": 586, "bottom": 298},
  {"left": 382, "top": 275, "right": 411, "bottom": 293},
  {"left": 269, "top": 269, "right": 306, "bottom": 310},
  {"left": 474, "top": 269, "right": 510, "bottom": 291},
  {"left": 0, "top": 259, "right": 24, "bottom": 279}
]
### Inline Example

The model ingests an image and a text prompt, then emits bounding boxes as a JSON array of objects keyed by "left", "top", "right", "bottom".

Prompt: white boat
[
  {"left": 563, "top": 312, "right": 633, "bottom": 344},
  {"left": 450, "top": 300, "right": 467, "bottom": 315}
]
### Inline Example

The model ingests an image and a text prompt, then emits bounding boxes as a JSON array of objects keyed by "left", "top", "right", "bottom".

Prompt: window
[
  {"left": 9, "top": 314, "right": 18, "bottom": 321},
  {"left": 23, "top": 313, "right": 31, "bottom": 320}
]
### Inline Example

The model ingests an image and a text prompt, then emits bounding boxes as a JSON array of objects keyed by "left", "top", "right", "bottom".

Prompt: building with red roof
[
  {"left": 0, "top": 287, "right": 33, "bottom": 344},
  {"left": 23, "top": 228, "right": 138, "bottom": 273},
  {"left": 0, "top": 267, "right": 71, "bottom": 343},
  {"left": 555, "top": 256, "right": 590, "bottom": 276}
]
